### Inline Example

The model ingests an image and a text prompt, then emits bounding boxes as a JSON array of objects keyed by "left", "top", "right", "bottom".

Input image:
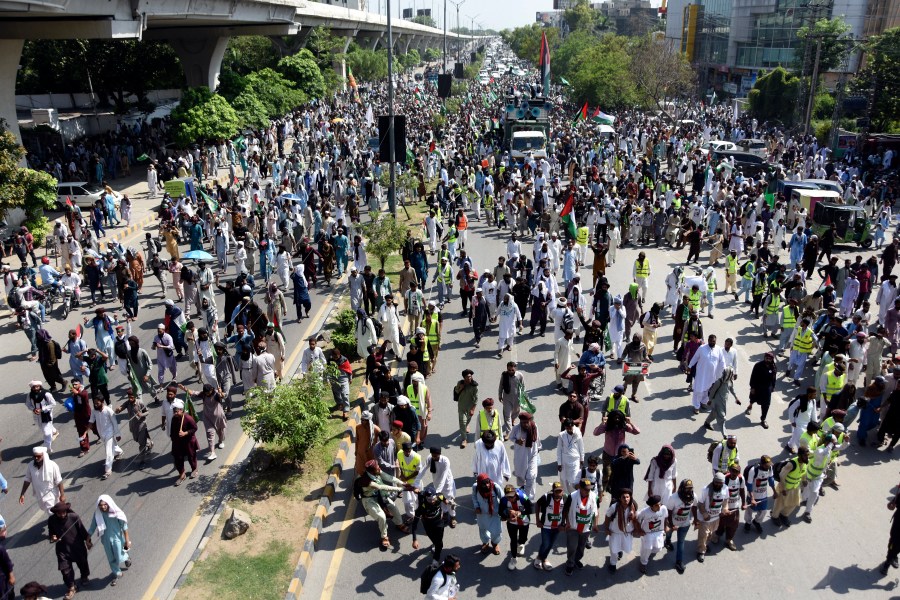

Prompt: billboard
[
  {"left": 402, "top": 8, "right": 413, "bottom": 18},
  {"left": 417, "top": 8, "right": 431, "bottom": 16}
]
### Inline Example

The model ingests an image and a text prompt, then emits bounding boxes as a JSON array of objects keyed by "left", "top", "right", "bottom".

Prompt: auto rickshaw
[{"left": 811, "top": 201, "right": 873, "bottom": 248}]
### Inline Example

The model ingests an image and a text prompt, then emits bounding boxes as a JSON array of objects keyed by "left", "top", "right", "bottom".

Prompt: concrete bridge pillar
[
  {"left": 169, "top": 36, "right": 230, "bottom": 90},
  {"left": 333, "top": 32, "right": 355, "bottom": 91},
  {"left": 0, "top": 39, "right": 24, "bottom": 146}
]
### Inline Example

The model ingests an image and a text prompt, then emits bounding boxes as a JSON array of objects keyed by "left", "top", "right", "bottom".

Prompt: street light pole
[
  {"left": 387, "top": 0, "right": 397, "bottom": 216},
  {"left": 803, "top": 37, "right": 823, "bottom": 136},
  {"left": 442, "top": 0, "right": 447, "bottom": 74},
  {"left": 448, "top": 0, "right": 464, "bottom": 67}
]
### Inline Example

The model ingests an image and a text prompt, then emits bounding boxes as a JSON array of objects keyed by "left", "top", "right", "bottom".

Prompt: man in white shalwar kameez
[
  {"left": 555, "top": 328, "right": 575, "bottom": 388},
  {"left": 89, "top": 397, "right": 123, "bottom": 479},
  {"left": 687, "top": 335, "right": 727, "bottom": 412},
  {"left": 608, "top": 297, "right": 627, "bottom": 360},
  {"left": 19, "top": 446, "right": 65, "bottom": 513},
  {"left": 496, "top": 294, "right": 522, "bottom": 358},
  {"left": 26, "top": 381, "right": 58, "bottom": 452},
  {"left": 510, "top": 412, "right": 541, "bottom": 498},
  {"left": 877, "top": 277, "right": 898, "bottom": 325},
  {"left": 556, "top": 420, "right": 585, "bottom": 492},
  {"left": 415, "top": 447, "right": 458, "bottom": 524},
  {"left": 378, "top": 295, "right": 403, "bottom": 358},
  {"left": 471, "top": 431, "right": 511, "bottom": 485}
]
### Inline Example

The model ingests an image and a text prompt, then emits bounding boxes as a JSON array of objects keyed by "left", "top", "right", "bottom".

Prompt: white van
[{"left": 510, "top": 131, "right": 547, "bottom": 162}]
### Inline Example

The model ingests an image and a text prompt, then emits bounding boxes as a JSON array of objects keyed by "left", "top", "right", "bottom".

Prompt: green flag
[
  {"left": 764, "top": 192, "right": 775, "bottom": 208},
  {"left": 136, "top": 153, "right": 149, "bottom": 162},
  {"left": 406, "top": 148, "right": 415, "bottom": 166},
  {"left": 199, "top": 189, "right": 218, "bottom": 212},
  {"left": 184, "top": 391, "right": 197, "bottom": 420}
]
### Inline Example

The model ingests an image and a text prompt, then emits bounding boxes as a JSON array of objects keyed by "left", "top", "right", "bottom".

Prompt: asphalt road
[
  {"left": 301, "top": 214, "right": 900, "bottom": 598},
  {"left": 0, "top": 164, "right": 344, "bottom": 599}
]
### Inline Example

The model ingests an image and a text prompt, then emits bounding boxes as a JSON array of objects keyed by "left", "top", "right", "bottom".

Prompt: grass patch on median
[{"left": 186, "top": 539, "right": 294, "bottom": 600}]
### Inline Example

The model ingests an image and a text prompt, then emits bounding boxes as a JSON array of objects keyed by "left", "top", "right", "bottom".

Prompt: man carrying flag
[
  {"left": 348, "top": 67, "right": 361, "bottom": 103},
  {"left": 560, "top": 188, "right": 578, "bottom": 241}
]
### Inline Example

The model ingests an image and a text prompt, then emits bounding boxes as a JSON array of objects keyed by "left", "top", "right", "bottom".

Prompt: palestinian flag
[
  {"left": 127, "top": 363, "right": 143, "bottom": 397},
  {"left": 591, "top": 108, "right": 615, "bottom": 125},
  {"left": 406, "top": 148, "right": 415, "bottom": 166},
  {"left": 560, "top": 188, "right": 577, "bottom": 239},
  {"left": 571, "top": 102, "right": 588, "bottom": 126},
  {"left": 199, "top": 188, "right": 218, "bottom": 212},
  {"left": 539, "top": 30, "right": 551, "bottom": 92}
]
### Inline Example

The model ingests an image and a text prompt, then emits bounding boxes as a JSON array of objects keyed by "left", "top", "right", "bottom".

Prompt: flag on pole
[
  {"left": 571, "top": 102, "right": 588, "bottom": 126},
  {"left": 365, "top": 104, "right": 374, "bottom": 127},
  {"left": 591, "top": 107, "right": 615, "bottom": 125},
  {"left": 184, "top": 391, "right": 198, "bottom": 420},
  {"left": 199, "top": 188, "right": 218, "bottom": 212},
  {"left": 538, "top": 31, "right": 551, "bottom": 93},
  {"left": 560, "top": 189, "right": 577, "bottom": 239},
  {"left": 347, "top": 67, "right": 360, "bottom": 103}
]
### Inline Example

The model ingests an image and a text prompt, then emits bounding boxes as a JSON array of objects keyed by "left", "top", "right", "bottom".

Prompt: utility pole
[
  {"left": 387, "top": 0, "right": 397, "bottom": 216},
  {"left": 449, "top": 0, "right": 464, "bottom": 67},
  {"left": 803, "top": 37, "right": 822, "bottom": 136},
  {"left": 442, "top": 0, "right": 447, "bottom": 73}
]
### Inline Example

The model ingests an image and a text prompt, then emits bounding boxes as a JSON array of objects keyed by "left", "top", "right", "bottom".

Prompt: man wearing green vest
[
  {"left": 432, "top": 257, "right": 453, "bottom": 308},
  {"left": 633, "top": 252, "right": 650, "bottom": 302},
  {"left": 817, "top": 362, "right": 847, "bottom": 418},
  {"left": 771, "top": 447, "right": 810, "bottom": 527},
  {"left": 407, "top": 372, "right": 432, "bottom": 450},
  {"left": 740, "top": 259, "right": 755, "bottom": 303},
  {"left": 801, "top": 434, "right": 836, "bottom": 523},
  {"left": 777, "top": 300, "right": 799, "bottom": 354},
  {"left": 724, "top": 250, "right": 739, "bottom": 298},
  {"left": 787, "top": 318, "right": 818, "bottom": 383},
  {"left": 475, "top": 397, "right": 502, "bottom": 440},
  {"left": 763, "top": 290, "right": 783, "bottom": 337},
  {"left": 397, "top": 441, "right": 422, "bottom": 520},
  {"left": 601, "top": 385, "right": 631, "bottom": 423}
]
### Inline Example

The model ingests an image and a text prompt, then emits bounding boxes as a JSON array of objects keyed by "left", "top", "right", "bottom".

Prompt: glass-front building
[{"left": 733, "top": 0, "right": 834, "bottom": 70}]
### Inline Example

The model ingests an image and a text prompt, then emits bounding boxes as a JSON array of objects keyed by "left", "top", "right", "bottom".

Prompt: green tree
[
  {"left": 277, "top": 49, "right": 326, "bottom": 100},
  {"left": 423, "top": 47, "right": 442, "bottom": 62},
  {"left": 795, "top": 17, "right": 853, "bottom": 74},
  {"left": 0, "top": 125, "right": 57, "bottom": 245},
  {"left": 305, "top": 27, "right": 345, "bottom": 94},
  {"left": 243, "top": 68, "right": 305, "bottom": 117},
  {"left": 563, "top": 0, "right": 604, "bottom": 33},
  {"left": 170, "top": 87, "right": 239, "bottom": 146},
  {"left": 359, "top": 215, "right": 409, "bottom": 270},
  {"left": 629, "top": 36, "right": 696, "bottom": 121},
  {"left": 747, "top": 67, "right": 801, "bottom": 123},
  {"left": 411, "top": 14, "right": 437, "bottom": 28},
  {"left": 568, "top": 36, "right": 638, "bottom": 110},
  {"left": 222, "top": 35, "right": 280, "bottom": 76},
  {"left": 17, "top": 40, "right": 183, "bottom": 112},
  {"left": 503, "top": 24, "right": 560, "bottom": 65},
  {"left": 852, "top": 27, "right": 900, "bottom": 132},
  {"left": 240, "top": 369, "right": 332, "bottom": 463},
  {"left": 231, "top": 90, "right": 270, "bottom": 130},
  {"left": 346, "top": 48, "right": 389, "bottom": 81}
]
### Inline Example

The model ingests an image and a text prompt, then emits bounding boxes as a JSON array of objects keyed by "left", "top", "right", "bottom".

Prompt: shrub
[
  {"left": 331, "top": 308, "right": 358, "bottom": 360},
  {"left": 240, "top": 372, "right": 331, "bottom": 463}
]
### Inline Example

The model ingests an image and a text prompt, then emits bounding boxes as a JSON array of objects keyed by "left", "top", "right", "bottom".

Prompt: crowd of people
[{"left": 1, "top": 36, "right": 900, "bottom": 600}]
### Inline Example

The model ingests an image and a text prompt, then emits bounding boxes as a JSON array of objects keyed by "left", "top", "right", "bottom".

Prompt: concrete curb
[
  {"left": 285, "top": 399, "right": 362, "bottom": 600},
  {"left": 166, "top": 495, "right": 232, "bottom": 600}
]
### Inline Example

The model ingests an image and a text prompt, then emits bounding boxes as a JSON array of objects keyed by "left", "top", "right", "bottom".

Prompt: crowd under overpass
[{"left": 0, "top": 0, "right": 479, "bottom": 143}]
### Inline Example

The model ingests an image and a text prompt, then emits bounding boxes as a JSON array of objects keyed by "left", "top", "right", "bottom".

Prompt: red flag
[{"left": 66, "top": 196, "right": 73, "bottom": 207}]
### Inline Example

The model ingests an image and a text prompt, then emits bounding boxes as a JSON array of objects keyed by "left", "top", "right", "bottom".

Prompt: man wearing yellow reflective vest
[
  {"left": 787, "top": 318, "right": 818, "bottom": 383},
  {"left": 397, "top": 441, "right": 422, "bottom": 520},
  {"left": 633, "top": 252, "right": 650, "bottom": 302},
  {"left": 777, "top": 299, "right": 800, "bottom": 354},
  {"left": 771, "top": 446, "right": 810, "bottom": 527},
  {"left": 724, "top": 249, "right": 739, "bottom": 298},
  {"left": 703, "top": 267, "right": 717, "bottom": 318},
  {"left": 475, "top": 397, "right": 503, "bottom": 440},
  {"left": 801, "top": 434, "right": 836, "bottom": 523},
  {"left": 817, "top": 361, "right": 847, "bottom": 418},
  {"left": 763, "top": 290, "right": 783, "bottom": 337}
]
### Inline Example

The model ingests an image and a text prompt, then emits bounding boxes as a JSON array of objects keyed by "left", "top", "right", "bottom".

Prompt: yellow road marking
[
  {"left": 318, "top": 497, "right": 357, "bottom": 600},
  {"left": 141, "top": 286, "right": 338, "bottom": 600}
]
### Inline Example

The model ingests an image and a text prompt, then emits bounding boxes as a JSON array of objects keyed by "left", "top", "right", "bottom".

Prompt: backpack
[
  {"left": 352, "top": 476, "right": 368, "bottom": 501},
  {"left": 7, "top": 286, "right": 21, "bottom": 310},
  {"left": 114, "top": 337, "right": 129, "bottom": 360},
  {"left": 561, "top": 309, "right": 575, "bottom": 332},
  {"left": 738, "top": 262, "right": 749, "bottom": 276},
  {"left": 419, "top": 561, "right": 444, "bottom": 594},
  {"left": 153, "top": 238, "right": 162, "bottom": 252},
  {"left": 773, "top": 459, "right": 791, "bottom": 479},
  {"left": 706, "top": 440, "right": 721, "bottom": 463}
]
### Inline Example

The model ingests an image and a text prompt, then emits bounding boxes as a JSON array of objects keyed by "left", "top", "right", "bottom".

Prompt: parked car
[
  {"left": 56, "top": 182, "right": 120, "bottom": 211},
  {"left": 736, "top": 138, "right": 768, "bottom": 159}
]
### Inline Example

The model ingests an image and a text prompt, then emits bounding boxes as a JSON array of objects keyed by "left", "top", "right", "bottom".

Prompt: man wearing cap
[
  {"left": 88, "top": 395, "right": 122, "bottom": 480},
  {"left": 407, "top": 372, "right": 432, "bottom": 450},
  {"left": 475, "top": 397, "right": 502, "bottom": 441},
  {"left": 602, "top": 385, "right": 631, "bottom": 423},
  {"left": 19, "top": 447, "right": 65, "bottom": 513},
  {"left": 355, "top": 411, "right": 379, "bottom": 476},
  {"left": 714, "top": 463, "right": 745, "bottom": 551},
  {"left": 169, "top": 397, "right": 200, "bottom": 486},
  {"left": 747, "top": 353, "right": 777, "bottom": 428},
  {"left": 554, "top": 329, "right": 575, "bottom": 390},
  {"left": 496, "top": 294, "right": 523, "bottom": 359},
  {"left": 534, "top": 482, "right": 566, "bottom": 570},
  {"left": 743, "top": 456, "right": 775, "bottom": 534},
  {"left": 500, "top": 483, "right": 533, "bottom": 570},
  {"left": 347, "top": 266, "right": 363, "bottom": 312},
  {"left": 359, "top": 460, "right": 408, "bottom": 549},
  {"left": 563, "top": 478, "right": 600, "bottom": 576},
  {"left": 453, "top": 370, "right": 479, "bottom": 448},
  {"left": 48, "top": 501, "right": 91, "bottom": 599},
  {"left": 771, "top": 447, "right": 810, "bottom": 527},
  {"left": 557, "top": 419, "right": 585, "bottom": 493},
  {"left": 433, "top": 256, "right": 453, "bottom": 307},
  {"left": 415, "top": 448, "right": 458, "bottom": 528},
  {"left": 26, "top": 381, "right": 59, "bottom": 451},
  {"left": 802, "top": 433, "right": 836, "bottom": 523},
  {"left": 498, "top": 361, "right": 526, "bottom": 439},
  {"left": 688, "top": 335, "right": 727, "bottom": 414},
  {"left": 472, "top": 431, "right": 511, "bottom": 485},
  {"left": 693, "top": 472, "right": 728, "bottom": 562},
  {"left": 510, "top": 412, "right": 540, "bottom": 498},
  {"left": 636, "top": 494, "right": 668, "bottom": 574},
  {"left": 423, "top": 302, "right": 443, "bottom": 371},
  {"left": 397, "top": 442, "right": 421, "bottom": 521},
  {"left": 609, "top": 295, "right": 627, "bottom": 360}
]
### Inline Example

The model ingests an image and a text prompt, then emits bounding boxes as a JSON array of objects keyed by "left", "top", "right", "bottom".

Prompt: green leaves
[
  {"left": 277, "top": 50, "right": 327, "bottom": 100},
  {"left": 747, "top": 67, "right": 801, "bottom": 123},
  {"left": 170, "top": 88, "right": 239, "bottom": 146},
  {"left": 0, "top": 126, "right": 58, "bottom": 239},
  {"left": 240, "top": 374, "right": 332, "bottom": 464},
  {"left": 359, "top": 215, "right": 410, "bottom": 270}
]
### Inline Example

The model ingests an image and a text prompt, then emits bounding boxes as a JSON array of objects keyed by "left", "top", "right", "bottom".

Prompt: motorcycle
[{"left": 60, "top": 286, "right": 73, "bottom": 319}]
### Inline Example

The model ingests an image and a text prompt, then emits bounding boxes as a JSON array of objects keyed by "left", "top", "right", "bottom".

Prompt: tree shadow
[{"left": 813, "top": 563, "right": 899, "bottom": 594}]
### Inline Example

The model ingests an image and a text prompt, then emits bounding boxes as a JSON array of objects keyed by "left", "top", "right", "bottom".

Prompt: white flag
[{"left": 365, "top": 104, "right": 374, "bottom": 127}]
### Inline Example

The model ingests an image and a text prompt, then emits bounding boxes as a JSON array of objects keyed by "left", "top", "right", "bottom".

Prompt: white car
[
  {"left": 699, "top": 140, "right": 737, "bottom": 156},
  {"left": 736, "top": 138, "right": 768, "bottom": 159},
  {"left": 56, "top": 182, "right": 121, "bottom": 211}
]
